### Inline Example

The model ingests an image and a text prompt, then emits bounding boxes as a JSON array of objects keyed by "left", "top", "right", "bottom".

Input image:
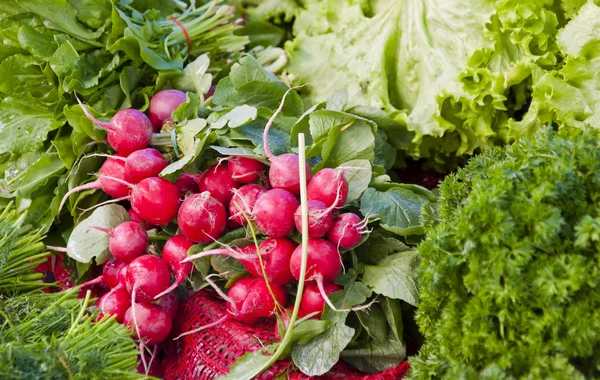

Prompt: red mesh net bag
[{"left": 162, "top": 290, "right": 409, "bottom": 380}]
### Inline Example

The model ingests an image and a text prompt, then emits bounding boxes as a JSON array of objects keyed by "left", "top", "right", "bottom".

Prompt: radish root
[{"left": 173, "top": 314, "right": 229, "bottom": 340}]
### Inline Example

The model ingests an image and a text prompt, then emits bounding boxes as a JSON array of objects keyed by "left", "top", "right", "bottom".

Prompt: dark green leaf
[
  {"left": 356, "top": 304, "right": 388, "bottom": 342},
  {"left": 341, "top": 339, "right": 406, "bottom": 373},
  {"left": 355, "top": 230, "right": 411, "bottom": 265},
  {"left": 380, "top": 297, "right": 403, "bottom": 342},
  {"left": 359, "top": 188, "right": 429, "bottom": 236},
  {"left": 0, "top": 97, "right": 63, "bottom": 154}
]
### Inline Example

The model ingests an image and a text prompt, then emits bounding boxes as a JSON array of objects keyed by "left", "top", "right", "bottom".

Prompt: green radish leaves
[{"left": 362, "top": 251, "right": 420, "bottom": 306}]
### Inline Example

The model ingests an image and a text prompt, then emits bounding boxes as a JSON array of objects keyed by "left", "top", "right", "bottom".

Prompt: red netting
[{"left": 162, "top": 290, "right": 409, "bottom": 380}]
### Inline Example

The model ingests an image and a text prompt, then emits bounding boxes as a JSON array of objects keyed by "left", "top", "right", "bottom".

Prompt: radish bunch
[{"left": 67, "top": 88, "right": 371, "bottom": 346}]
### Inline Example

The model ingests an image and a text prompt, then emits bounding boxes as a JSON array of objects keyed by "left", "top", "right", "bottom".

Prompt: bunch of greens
[
  {"left": 134, "top": 55, "right": 434, "bottom": 378},
  {"left": 410, "top": 126, "right": 600, "bottom": 378},
  {"left": 0, "top": 202, "right": 50, "bottom": 294},
  {"left": 0, "top": 290, "right": 139, "bottom": 379},
  {"left": 276, "top": 0, "right": 599, "bottom": 168},
  {"left": 0, "top": 0, "right": 247, "bottom": 227}
]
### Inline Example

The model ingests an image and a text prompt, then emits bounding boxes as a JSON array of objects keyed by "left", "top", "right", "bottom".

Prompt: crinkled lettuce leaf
[{"left": 286, "top": 0, "right": 563, "bottom": 166}]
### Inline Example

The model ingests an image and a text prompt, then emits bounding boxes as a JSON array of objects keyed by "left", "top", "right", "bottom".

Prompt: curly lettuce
[{"left": 285, "top": 0, "right": 565, "bottom": 166}]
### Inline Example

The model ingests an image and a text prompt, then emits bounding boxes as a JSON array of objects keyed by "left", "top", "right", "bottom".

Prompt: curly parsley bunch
[{"left": 411, "top": 127, "right": 600, "bottom": 378}]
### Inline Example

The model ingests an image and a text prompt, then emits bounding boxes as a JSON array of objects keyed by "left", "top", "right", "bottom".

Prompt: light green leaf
[
  {"left": 362, "top": 251, "right": 420, "bottom": 306},
  {"left": 177, "top": 119, "right": 207, "bottom": 155},
  {"left": 66, "top": 204, "right": 130, "bottom": 264},
  {"left": 338, "top": 159, "right": 371, "bottom": 204},
  {"left": 14, "top": 152, "right": 65, "bottom": 198},
  {"left": 292, "top": 311, "right": 354, "bottom": 376}
]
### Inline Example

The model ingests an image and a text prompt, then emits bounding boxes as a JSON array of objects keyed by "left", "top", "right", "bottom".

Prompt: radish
[
  {"left": 290, "top": 239, "right": 341, "bottom": 283},
  {"left": 153, "top": 235, "right": 194, "bottom": 299},
  {"left": 181, "top": 243, "right": 259, "bottom": 276},
  {"left": 174, "top": 275, "right": 286, "bottom": 339},
  {"left": 253, "top": 237, "right": 296, "bottom": 285},
  {"left": 148, "top": 89, "right": 187, "bottom": 132},
  {"left": 307, "top": 168, "right": 348, "bottom": 209},
  {"left": 123, "top": 148, "right": 168, "bottom": 184},
  {"left": 58, "top": 157, "right": 129, "bottom": 214},
  {"left": 128, "top": 208, "right": 155, "bottom": 230},
  {"left": 156, "top": 292, "right": 180, "bottom": 320},
  {"left": 228, "top": 184, "right": 267, "bottom": 226},
  {"left": 228, "top": 156, "right": 266, "bottom": 183},
  {"left": 93, "top": 221, "right": 148, "bottom": 263},
  {"left": 177, "top": 192, "right": 227, "bottom": 243},
  {"left": 226, "top": 277, "right": 287, "bottom": 324},
  {"left": 76, "top": 96, "right": 153, "bottom": 156},
  {"left": 294, "top": 200, "right": 333, "bottom": 238},
  {"left": 262, "top": 90, "right": 312, "bottom": 196},
  {"left": 198, "top": 164, "right": 240, "bottom": 204},
  {"left": 97, "top": 286, "right": 131, "bottom": 323},
  {"left": 78, "top": 257, "right": 126, "bottom": 289},
  {"left": 175, "top": 173, "right": 200, "bottom": 196},
  {"left": 289, "top": 239, "right": 343, "bottom": 312},
  {"left": 126, "top": 255, "right": 171, "bottom": 303},
  {"left": 124, "top": 303, "right": 172, "bottom": 345},
  {"left": 300, "top": 282, "right": 342, "bottom": 318},
  {"left": 327, "top": 213, "right": 367, "bottom": 249},
  {"left": 130, "top": 177, "right": 181, "bottom": 226},
  {"left": 253, "top": 189, "right": 299, "bottom": 237}
]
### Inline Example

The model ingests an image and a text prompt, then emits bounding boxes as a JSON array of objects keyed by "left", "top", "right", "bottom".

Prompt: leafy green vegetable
[
  {"left": 0, "top": 290, "right": 139, "bottom": 378},
  {"left": 411, "top": 127, "right": 600, "bottom": 378},
  {"left": 362, "top": 251, "right": 420, "bottom": 306},
  {"left": 285, "top": 0, "right": 570, "bottom": 167},
  {"left": 292, "top": 311, "right": 355, "bottom": 376}
]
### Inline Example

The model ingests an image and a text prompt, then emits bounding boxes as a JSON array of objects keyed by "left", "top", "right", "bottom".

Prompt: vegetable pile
[{"left": 2, "top": 0, "right": 600, "bottom": 379}]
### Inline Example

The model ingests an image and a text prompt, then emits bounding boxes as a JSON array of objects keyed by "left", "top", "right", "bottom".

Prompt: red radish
[
  {"left": 124, "top": 148, "right": 168, "bottom": 184},
  {"left": 294, "top": 200, "right": 333, "bottom": 238},
  {"left": 237, "top": 244, "right": 260, "bottom": 276},
  {"left": 156, "top": 292, "right": 180, "bottom": 320},
  {"left": 327, "top": 213, "right": 365, "bottom": 249},
  {"left": 253, "top": 237, "right": 296, "bottom": 285},
  {"left": 307, "top": 168, "right": 348, "bottom": 209},
  {"left": 93, "top": 222, "right": 148, "bottom": 263},
  {"left": 117, "top": 264, "right": 128, "bottom": 288},
  {"left": 178, "top": 192, "right": 227, "bottom": 243},
  {"left": 262, "top": 90, "right": 312, "bottom": 196},
  {"left": 124, "top": 303, "right": 172, "bottom": 344},
  {"left": 76, "top": 96, "right": 153, "bottom": 156},
  {"left": 198, "top": 164, "right": 240, "bottom": 204},
  {"left": 126, "top": 255, "right": 171, "bottom": 303},
  {"left": 131, "top": 177, "right": 181, "bottom": 226},
  {"left": 227, "top": 156, "right": 265, "bottom": 183},
  {"left": 78, "top": 257, "right": 126, "bottom": 289},
  {"left": 300, "top": 282, "right": 342, "bottom": 318},
  {"left": 290, "top": 239, "right": 341, "bottom": 284},
  {"left": 227, "top": 277, "right": 287, "bottom": 324},
  {"left": 58, "top": 157, "right": 129, "bottom": 214},
  {"left": 128, "top": 208, "right": 155, "bottom": 230},
  {"left": 174, "top": 274, "right": 286, "bottom": 339},
  {"left": 228, "top": 184, "right": 267, "bottom": 226},
  {"left": 153, "top": 235, "right": 194, "bottom": 299},
  {"left": 253, "top": 189, "right": 299, "bottom": 237},
  {"left": 97, "top": 286, "right": 131, "bottom": 323},
  {"left": 148, "top": 89, "right": 187, "bottom": 132},
  {"left": 175, "top": 173, "right": 200, "bottom": 196}
]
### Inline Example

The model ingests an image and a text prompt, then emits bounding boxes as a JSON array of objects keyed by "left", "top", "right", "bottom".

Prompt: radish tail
[
  {"left": 75, "top": 95, "right": 114, "bottom": 130},
  {"left": 146, "top": 344, "right": 157, "bottom": 376},
  {"left": 46, "top": 245, "right": 67, "bottom": 253},
  {"left": 263, "top": 87, "right": 296, "bottom": 161},
  {"left": 182, "top": 248, "right": 257, "bottom": 263},
  {"left": 153, "top": 277, "right": 182, "bottom": 300},
  {"left": 205, "top": 274, "right": 238, "bottom": 314},
  {"left": 174, "top": 314, "right": 229, "bottom": 340},
  {"left": 58, "top": 180, "right": 101, "bottom": 214},
  {"left": 91, "top": 226, "right": 113, "bottom": 236},
  {"left": 78, "top": 196, "right": 131, "bottom": 217},
  {"left": 78, "top": 275, "right": 105, "bottom": 289},
  {"left": 315, "top": 276, "right": 344, "bottom": 312},
  {"left": 96, "top": 175, "right": 135, "bottom": 189}
]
